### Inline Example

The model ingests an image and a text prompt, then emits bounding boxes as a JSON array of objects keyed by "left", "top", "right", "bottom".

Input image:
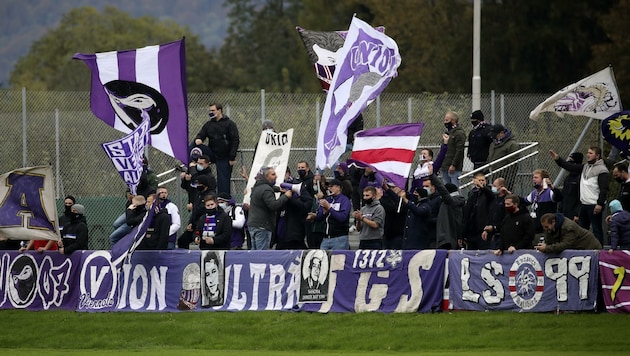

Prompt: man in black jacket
[
  {"left": 59, "top": 204, "right": 89, "bottom": 255},
  {"left": 491, "top": 195, "right": 535, "bottom": 256},
  {"left": 467, "top": 110, "right": 493, "bottom": 170},
  {"left": 194, "top": 103, "right": 240, "bottom": 195}
]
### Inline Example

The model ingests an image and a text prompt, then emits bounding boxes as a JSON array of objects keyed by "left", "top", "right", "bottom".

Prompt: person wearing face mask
[
  {"left": 397, "top": 184, "right": 432, "bottom": 250},
  {"left": 194, "top": 195, "right": 232, "bottom": 250},
  {"left": 181, "top": 154, "right": 217, "bottom": 212},
  {"left": 483, "top": 177, "right": 511, "bottom": 249},
  {"left": 550, "top": 147, "right": 610, "bottom": 245},
  {"left": 612, "top": 161, "right": 630, "bottom": 211},
  {"left": 430, "top": 170, "right": 465, "bottom": 250},
  {"left": 467, "top": 110, "right": 493, "bottom": 171},
  {"left": 440, "top": 111, "right": 466, "bottom": 188},
  {"left": 155, "top": 187, "right": 181, "bottom": 250},
  {"left": 58, "top": 195, "right": 76, "bottom": 235},
  {"left": 490, "top": 195, "right": 534, "bottom": 256},
  {"left": 352, "top": 186, "right": 385, "bottom": 250},
  {"left": 333, "top": 162, "right": 353, "bottom": 201},
  {"left": 178, "top": 175, "right": 214, "bottom": 249},
  {"left": 59, "top": 204, "right": 89, "bottom": 255},
  {"left": 217, "top": 193, "right": 247, "bottom": 249},
  {"left": 537, "top": 213, "right": 602, "bottom": 253},
  {"left": 487, "top": 124, "right": 519, "bottom": 190},
  {"left": 412, "top": 134, "right": 449, "bottom": 193},
  {"left": 522, "top": 169, "right": 563, "bottom": 234}
]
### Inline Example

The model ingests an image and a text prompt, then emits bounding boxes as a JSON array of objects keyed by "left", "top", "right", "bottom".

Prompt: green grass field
[{"left": 0, "top": 310, "right": 628, "bottom": 355}]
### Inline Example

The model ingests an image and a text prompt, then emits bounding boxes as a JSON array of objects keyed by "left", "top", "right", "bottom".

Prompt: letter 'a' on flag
[
  {"left": 316, "top": 17, "right": 401, "bottom": 170},
  {"left": 73, "top": 39, "right": 189, "bottom": 163},
  {"left": 348, "top": 123, "right": 424, "bottom": 189},
  {"left": 0, "top": 166, "right": 60, "bottom": 241},
  {"left": 101, "top": 116, "right": 151, "bottom": 196},
  {"left": 529, "top": 66, "right": 622, "bottom": 121},
  {"left": 296, "top": 25, "right": 384, "bottom": 92},
  {"left": 602, "top": 111, "right": 630, "bottom": 157}
]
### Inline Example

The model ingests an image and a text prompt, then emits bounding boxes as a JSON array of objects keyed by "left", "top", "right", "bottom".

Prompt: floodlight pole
[{"left": 472, "top": 0, "right": 481, "bottom": 111}]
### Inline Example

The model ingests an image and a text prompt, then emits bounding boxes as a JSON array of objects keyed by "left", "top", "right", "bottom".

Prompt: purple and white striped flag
[
  {"left": 101, "top": 115, "right": 151, "bottom": 196},
  {"left": 73, "top": 39, "right": 188, "bottom": 163},
  {"left": 349, "top": 123, "right": 423, "bottom": 189},
  {"left": 110, "top": 198, "right": 157, "bottom": 270},
  {"left": 316, "top": 17, "right": 401, "bottom": 170}
]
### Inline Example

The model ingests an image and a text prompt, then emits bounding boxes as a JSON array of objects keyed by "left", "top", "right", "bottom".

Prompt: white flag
[{"left": 529, "top": 66, "right": 621, "bottom": 120}]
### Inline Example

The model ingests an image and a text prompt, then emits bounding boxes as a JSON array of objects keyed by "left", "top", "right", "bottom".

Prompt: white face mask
[{"left": 219, "top": 203, "right": 228, "bottom": 211}]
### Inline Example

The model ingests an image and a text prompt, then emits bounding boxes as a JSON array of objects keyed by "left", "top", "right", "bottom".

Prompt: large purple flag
[
  {"left": 101, "top": 116, "right": 150, "bottom": 195},
  {"left": 316, "top": 17, "right": 401, "bottom": 170},
  {"left": 110, "top": 199, "right": 156, "bottom": 270},
  {"left": 73, "top": 39, "right": 188, "bottom": 163}
]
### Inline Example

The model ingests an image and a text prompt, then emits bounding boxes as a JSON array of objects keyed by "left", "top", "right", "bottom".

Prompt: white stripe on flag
[
  {"left": 353, "top": 136, "right": 419, "bottom": 151},
  {"left": 136, "top": 45, "right": 175, "bottom": 157},
  {"left": 370, "top": 161, "right": 412, "bottom": 174},
  {"left": 96, "top": 51, "right": 130, "bottom": 133},
  {"left": 135, "top": 45, "right": 160, "bottom": 90}
]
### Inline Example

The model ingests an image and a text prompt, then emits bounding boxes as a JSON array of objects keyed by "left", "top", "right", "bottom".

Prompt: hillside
[{"left": 0, "top": 0, "right": 228, "bottom": 87}]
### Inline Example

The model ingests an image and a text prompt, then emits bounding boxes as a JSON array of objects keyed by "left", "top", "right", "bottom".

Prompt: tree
[{"left": 9, "top": 6, "right": 219, "bottom": 92}]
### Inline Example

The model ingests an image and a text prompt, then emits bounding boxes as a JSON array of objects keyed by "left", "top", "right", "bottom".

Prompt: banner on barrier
[
  {"left": 599, "top": 250, "right": 630, "bottom": 313},
  {"left": 448, "top": 250, "right": 599, "bottom": 312}
]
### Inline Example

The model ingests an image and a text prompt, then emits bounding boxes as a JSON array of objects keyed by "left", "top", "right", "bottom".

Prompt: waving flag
[
  {"left": 315, "top": 17, "right": 401, "bottom": 170},
  {"left": 101, "top": 115, "right": 151, "bottom": 195},
  {"left": 73, "top": 39, "right": 188, "bottom": 163},
  {"left": 0, "top": 166, "right": 60, "bottom": 241},
  {"left": 529, "top": 66, "right": 621, "bottom": 120},
  {"left": 602, "top": 111, "right": 630, "bottom": 157},
  {"left": 348, "top": 123, "right": 423, "bottom": 189},
  {"left": 296, "top": 26, "right": 384, "bottom": 92},
  {"left": 110, "top": 199, "right": 156, "bottom": 270}
]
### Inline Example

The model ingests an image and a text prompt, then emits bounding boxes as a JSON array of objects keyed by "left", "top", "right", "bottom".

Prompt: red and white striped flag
[{"left": 349, "top": 123, "right": 423, "bottom": 189}]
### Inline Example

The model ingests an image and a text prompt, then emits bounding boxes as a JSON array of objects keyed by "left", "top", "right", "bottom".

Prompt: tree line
[{"left": 8, "top": 0, "right": 630, "bottom": 103}]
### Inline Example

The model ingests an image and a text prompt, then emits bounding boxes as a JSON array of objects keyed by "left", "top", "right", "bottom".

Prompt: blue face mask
[
  {"left": 197, "top": 164, "right": 204, "bottom": 171},
  {"left": 491, "top": 186, "right": 499, "bottom": 194}
]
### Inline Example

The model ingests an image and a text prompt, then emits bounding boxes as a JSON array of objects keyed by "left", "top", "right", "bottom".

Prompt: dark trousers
[
  {"left": 177, "top": 230, "right": 194, "bottom": 249},
  {"left": 215, "top": 159, "right": 233, "bottom": 195},
  {"left": 384, "top": 234, "right": 403, "bottom": 250},
  {"left": 276, "top": 239, "right": 307, "bottom": 250},
  {"left": 359, "top": 239, "right": 383, "bottom": 250},
  {"left": 308, "top": 231, "right": 324, "bottom": 249},
  {"left": 466, "top": 232, "right": 492, "bottom": 250},
  {"left": 579, "top": 204, "right": 604, "bottom": 245}
]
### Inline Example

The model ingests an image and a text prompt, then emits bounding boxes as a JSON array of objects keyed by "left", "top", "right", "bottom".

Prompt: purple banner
[
  {"left": 448, "top": 250, "right": 599, "bottom": 312},
  {"left": 599, "top": 250, "right": 630, "bottom": 313},
  {"left": 101, "top": 116, "right": 150, "bottom": 195},
  {"left": 73, "top": 39, "right": 189, "bottom": 163},
  {"left": 0, "top": 251, "right": 82, "bottom": 310},
  {"left": 302, "top": 250, "right": 447, "bottom": 313}
]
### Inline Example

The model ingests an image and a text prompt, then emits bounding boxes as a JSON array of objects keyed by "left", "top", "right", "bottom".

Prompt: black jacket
[
  {"left": 195, "top": 116, "right": 240, "bottom": 161},
  {"left": 497, "top": 208, "right": 535, "bottom": 250},
  {"left": 62, "top": 215, "right": 89, "bottom": 254},
  {"left": 280, "top": 187, "right": 313, "bottom": 243},
  {"left": 195, "top": 211, "right": 232, "bottom": 250},
  {"left": 463, "top": 186, "right": 494, "bottom": 236},
  {"left": 137, "top": 209, "right": 171, "bottom": 250},
  {"left": 467, "top": 122, "right": 493, "bottom": 164}
]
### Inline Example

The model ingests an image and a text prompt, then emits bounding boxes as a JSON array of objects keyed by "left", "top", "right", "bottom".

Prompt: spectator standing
[
  {"left": 156, "top": 186, "right": 181, "bottom": 250},
  {"left": 180, "top": 155, "right": 217, "bottom": 212},
  {"left": 559, "top": 152, "right": 583, "bottom": 221},
  {"left": 467, "top": 110, "right": 493, "bottom": 170},
  {"left": 353, "top": 186, "right": 385, "bottom": 250},
  {"left": 248, "top": 167, "right": 292, "bottom": 250},
  {"left": 462, "top": 172, "right": 494, "bottom": 250},
  {"left": 441, "top": 111, "right": 466, "bottom": 187},
  {"left": 194, "top": 103, "right": 240, "bottom": 195},
  {"left": 491, "top": 195, "right": 534, "bottom": 255},
  {"left": 194, "top": 195, "right": 232, "bottom": 250},
  {"left": 217, "top": 193, "right": 247, "bottom": 249},
  {"left": 608, "top": 199, "right": 630, "bottom": 251},
  {"left": 550, "top": 147, "right": 610, "bottom": 245},
  {"left": 380, "top": 182, "right": 406, "bottom": 250},
  {"left": 612, "top": 161, "right": 630, "bottom": 211},
  {"left": 59, "top": 204, "right": 89, "bottom": 255},
  {"left": 178, "top": 175, "right": 213, "bottom": 249},
  {"left": 523, "top": 169, "right": 563, "bottom": 234},
  {"left": 430, "top": 173, "right": 465, "bottom": 249},
  {"left": 397, "top": 186, "right": 432, "bottom": 250},
  {"left": 315, "top": 179, "right": 351, "bottom": 250},
  {"left": 483, "top": 177, "right": 510, "bottom": 249},
  {"left": 488, "top": 124, "right": 519, "bottom": 189},
  {"left": 58, "top": 195, "right": 76, "bottom": 235}
]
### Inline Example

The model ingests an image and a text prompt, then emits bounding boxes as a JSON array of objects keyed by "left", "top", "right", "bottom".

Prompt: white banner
[{"left": 243, "top": 129, "right": 294, "bottom": 204}]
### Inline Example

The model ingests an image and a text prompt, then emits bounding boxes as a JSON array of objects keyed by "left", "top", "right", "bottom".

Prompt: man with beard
[
  {"left": 353, "top": 186, "right": 385, "bottom": 250},
  {"left": 249, "top": 167, "right": 293, "bottom": 250},
  {"left": 550, "top": 147, "right": 610, "bottom": 245},
  {"left": 612, "top": 161, "right": 630, "bottom": 211}
]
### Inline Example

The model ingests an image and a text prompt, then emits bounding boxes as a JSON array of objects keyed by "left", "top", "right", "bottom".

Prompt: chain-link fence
[{"left": 0, "top": 89, "right": 607, "bottom": 249}]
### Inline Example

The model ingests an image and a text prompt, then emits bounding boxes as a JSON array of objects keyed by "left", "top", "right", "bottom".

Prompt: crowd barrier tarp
[
  {"left": 0, "top": 249, "right": 447, "bottom": 313},
  {"left": 598, "top": 250, "right": 630, "bottom": 313},
  {"left": 448, "top": 250, "right": 599, "bottom": 312}
]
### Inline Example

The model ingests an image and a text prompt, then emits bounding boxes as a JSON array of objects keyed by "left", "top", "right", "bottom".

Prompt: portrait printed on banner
[
  {"left": 200, "top": 250, "right": 225, "bottom": 307},
  {"left": 299, "top": 250, "right": 330, "bottom": 302}
]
